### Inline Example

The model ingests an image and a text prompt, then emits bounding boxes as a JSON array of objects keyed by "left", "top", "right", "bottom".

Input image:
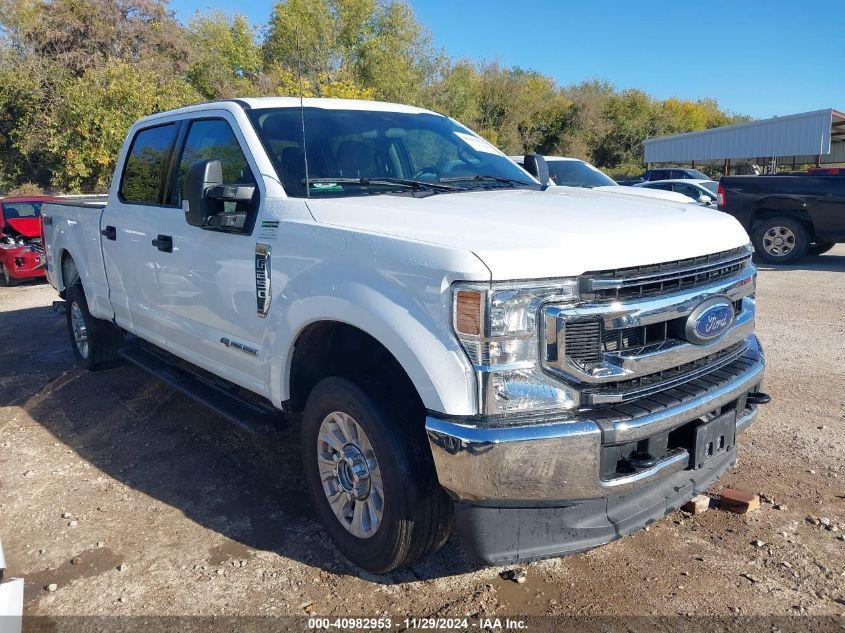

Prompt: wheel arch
[{"left": 281, "top": 304, "right": 477, "bottom": 417}]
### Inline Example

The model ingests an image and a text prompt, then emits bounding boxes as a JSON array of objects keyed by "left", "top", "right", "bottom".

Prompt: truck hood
[
  {"left": 305, "top": 188, "right": 750, "bottom": 280},
  {"left": 3, "top": 217, "right": 41, "bottom": 238}
]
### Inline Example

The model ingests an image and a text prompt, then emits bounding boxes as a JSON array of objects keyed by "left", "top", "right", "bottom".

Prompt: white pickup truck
[{"left": 43, "top": 97, "right": 768, "bottom": 573}]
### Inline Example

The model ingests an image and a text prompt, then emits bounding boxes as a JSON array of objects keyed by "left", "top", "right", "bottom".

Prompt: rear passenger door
[
  {"left": 152, "top": 115, "right": 268, "bottom": 395},
  {"left": 102, "top": 123, "right": 179, "bottom": 347}
]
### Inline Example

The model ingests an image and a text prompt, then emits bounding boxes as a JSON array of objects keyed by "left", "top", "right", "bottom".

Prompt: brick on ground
[
  {"left": 683, "top": 494, "right": 711, "bottom": 514},
  {"left": 719, "top": 488, "right": 760, "bottom": 514}
]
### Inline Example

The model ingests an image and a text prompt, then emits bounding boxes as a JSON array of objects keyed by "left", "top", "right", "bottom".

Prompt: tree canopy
[{"left": 0, "top": 0, "right": 747, "bottom": 193}]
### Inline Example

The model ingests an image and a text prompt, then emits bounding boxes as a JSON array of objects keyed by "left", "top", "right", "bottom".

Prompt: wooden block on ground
[
  {"left": 719, "top": 488, "right": 760, "bottom": 514},
  {"left": 683, "top": 494, "right": 711, "bottom": 515}
]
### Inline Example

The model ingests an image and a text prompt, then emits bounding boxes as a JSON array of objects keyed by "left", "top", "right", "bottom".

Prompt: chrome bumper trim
[{"left": 426, "top": 337, "right": 763, "bottom": 503}]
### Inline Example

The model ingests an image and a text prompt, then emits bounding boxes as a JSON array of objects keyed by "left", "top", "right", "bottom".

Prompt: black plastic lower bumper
[{"left": 454, "top": 448, "right": 735, "bottom": 565}]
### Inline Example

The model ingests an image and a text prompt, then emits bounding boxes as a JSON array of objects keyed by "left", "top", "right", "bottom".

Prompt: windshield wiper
[
  {"left": 438, "top": 174, "right": 535, "bottom": 187},
  {"left": 303, "top": 177, "right": 458, "bottom": 192}
]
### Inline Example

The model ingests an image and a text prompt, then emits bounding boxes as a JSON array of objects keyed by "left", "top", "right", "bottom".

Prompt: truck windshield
[
  {"left": 547, "top": 160, "right": 617, "bottom": 188},
  {"left": 247, "top": 107, "right": 537, "bottom": 197}
]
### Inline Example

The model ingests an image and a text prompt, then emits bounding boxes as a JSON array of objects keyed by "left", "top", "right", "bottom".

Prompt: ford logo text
[{"left": 685, "top": 297, "right": 735, "bottom": 345}]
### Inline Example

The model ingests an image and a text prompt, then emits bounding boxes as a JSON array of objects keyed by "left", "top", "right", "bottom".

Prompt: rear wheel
[
  {"left": 65, "top": 284, "right": 123, "bottom": 370},
  {"left": 302, "top": 377, "right": 452, "bottom": 573},
  {"left": 751, "top": 216, "right": 809, "bottom": 264},
  {"left": 808, "top": 241, "right": 835, "bottom": 256}
]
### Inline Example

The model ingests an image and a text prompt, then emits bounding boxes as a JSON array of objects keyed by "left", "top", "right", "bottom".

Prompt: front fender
[{"left": 263, "top": 221, "right": 490, "bottom": 416}]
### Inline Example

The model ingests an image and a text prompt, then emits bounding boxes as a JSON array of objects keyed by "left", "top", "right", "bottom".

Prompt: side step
[{"left": 118, "top": 341, "right": 285, "bottom": 436}]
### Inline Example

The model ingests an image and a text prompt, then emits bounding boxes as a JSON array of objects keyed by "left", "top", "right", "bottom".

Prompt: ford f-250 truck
[{"left": 43, "top": 98, "right": 768, "bottom": 573}]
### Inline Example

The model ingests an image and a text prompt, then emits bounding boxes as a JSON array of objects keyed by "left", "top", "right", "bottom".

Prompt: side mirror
[
  {"left": 522, "top": 154, "right": 550, "bottom": 187},
  {"left": 183, "top": 159, "right": 223, "bottom": 227},
  {"left": 183, "top": 159, "right": 256, "bottom": 229},
  {"left": 698, "top": 194, "right": 712, "bottom": 204}
]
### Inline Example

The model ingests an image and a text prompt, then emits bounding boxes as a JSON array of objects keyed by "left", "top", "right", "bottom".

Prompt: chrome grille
[
  {"left": 542, "top": 257, "right": 757, "bottom": 407},
  {"left": 583, "top": 341, "right": 748, "bottom": 405},
  {"left": 566, "top": 299, "right": 744, "bottom": 362},
  {"left": 580, "top": 246, "right": 752, "bottom": 301}
]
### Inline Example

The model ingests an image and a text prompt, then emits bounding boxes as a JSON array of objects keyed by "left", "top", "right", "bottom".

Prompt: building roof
[{"left": 644, "top": 108, "right": 845, "bottom": 163}]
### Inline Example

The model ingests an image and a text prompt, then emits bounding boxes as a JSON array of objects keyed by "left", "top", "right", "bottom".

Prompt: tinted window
[
  {"left": 649, "top": 170, "right": 670, "bottom": 180},
  {"left": 686, "top": 169, "right": 710, "bottom": 180},
  {"left": 247, "top": 107, "right": 535, "bottom": 198},
  {"left": 174, "top": 119, "right": 256, "bottom": 209},
  {"left": 120, "top": 124, "right": 178, "bottom": 204},
  {"left": 2, "top": 202, "right": 41, "bottom": 218},
  {"left": 546, "top": 160, "right": 617, "bottom": 188},
  {"left": 645, "top": 183, "right": 672, "bottom": 191}
]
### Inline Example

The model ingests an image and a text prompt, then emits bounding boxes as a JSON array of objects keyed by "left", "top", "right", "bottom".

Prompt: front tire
[
  {"left": 302, "top": 377, "right": 452, "bottom": 573},
  {"left": 751, "top": 216, "right": 809, "bottom": 264},
  {"left": 65, "top": 284, "right": 123, "bottom": 370}
]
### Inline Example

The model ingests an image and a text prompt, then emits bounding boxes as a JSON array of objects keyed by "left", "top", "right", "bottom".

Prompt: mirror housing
[
  {"left": 184, "top": 159, "right": 223, "bottom": 227},
  {"left": 698, "top": 194, "right": 712, "bottom": 204},
  {"left": 183, "top": 159, "right": 256, "bottom": 228},
  {"left": 522, "top": 154, "right": 550, "bottom": 187}
]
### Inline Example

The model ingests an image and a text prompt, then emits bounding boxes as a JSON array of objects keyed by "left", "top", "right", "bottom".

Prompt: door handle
[
  {"left": 152, "top": 235, "right": 173, "bottom": 253},
  {"left": 101, "top": 225, "right": 116, "bottom": 240}
]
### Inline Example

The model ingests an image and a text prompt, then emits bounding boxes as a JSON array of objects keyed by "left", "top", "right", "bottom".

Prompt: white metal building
[{"left": 644, "top": 108, "right": 845, "bottom": 170}]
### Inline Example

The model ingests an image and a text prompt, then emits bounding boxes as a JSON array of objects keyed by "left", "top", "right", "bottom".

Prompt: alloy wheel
[
  {"left": 316, "top": 411, "right": 384, "bottom": 539},
  {"left": 762, "top": 226, "right": 796, "bottom": 256},
  {"left": 69, "top": 301, "right": 90, "bottom": 359}
]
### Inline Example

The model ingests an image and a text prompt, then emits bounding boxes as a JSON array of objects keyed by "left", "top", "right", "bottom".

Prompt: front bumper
[{"left": 426, "top": 334, "right": 764, "bottom": 505}]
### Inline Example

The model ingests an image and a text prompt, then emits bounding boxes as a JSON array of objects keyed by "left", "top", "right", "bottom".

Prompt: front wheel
[
  {"left": 302, "top": 377, "right": 453, "bottom": 573},
  {"left": 751, "top": 216, "right": 810, "bottom": 264},
  {"left": 65, "top": 284, "right": 123, "bottom": 370}
]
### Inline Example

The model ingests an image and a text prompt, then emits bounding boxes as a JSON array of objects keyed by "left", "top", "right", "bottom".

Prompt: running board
[{"left": 118, "top": 342, "right": 284, "bottom": 436}]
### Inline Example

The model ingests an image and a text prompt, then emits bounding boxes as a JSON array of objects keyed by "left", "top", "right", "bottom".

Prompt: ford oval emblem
[{"left": 685, "top": 297, "right": 734, "bottom": 345}]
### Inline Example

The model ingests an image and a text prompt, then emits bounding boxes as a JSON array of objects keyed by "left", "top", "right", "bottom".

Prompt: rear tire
[
  {"left": 65, "top": 284, "right": 123, "bottom": 371},
  {"left": 751, "top": 216, "right": 809, "bottom": 264},
  {"left": 302, "top": 377, "right": 453, "bottom": 573},
  {"left": 808, "top": 241, "right": 835, "bottom": 256}
]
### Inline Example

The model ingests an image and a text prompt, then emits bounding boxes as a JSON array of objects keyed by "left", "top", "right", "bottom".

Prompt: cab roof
[{"left": 136, "top": 97, "right": 440, "bottom": 126}]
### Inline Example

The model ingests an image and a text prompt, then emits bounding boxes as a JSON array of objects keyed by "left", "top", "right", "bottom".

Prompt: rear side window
[
  {"left": 649, "top": 170, "right": 669, "bottom": 180},
  {"left": 120, "top": 124, "right": 178, "bottom": 204}
]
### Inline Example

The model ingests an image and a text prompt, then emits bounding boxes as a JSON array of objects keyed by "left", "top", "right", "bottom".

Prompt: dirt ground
[{"left": 1, "top": 247, "right": 843, "bottom": 624}]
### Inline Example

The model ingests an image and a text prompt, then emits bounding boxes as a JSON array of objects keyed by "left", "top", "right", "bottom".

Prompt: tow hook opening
[{"left": 746, "top": 391, "right": 771, "bottom": 405}]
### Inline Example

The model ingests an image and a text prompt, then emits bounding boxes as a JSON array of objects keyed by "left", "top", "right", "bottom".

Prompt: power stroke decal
[
  {"left": 255, "top": 243, "right": 271, "bottom": 317},
  {"left": 219, "top": 337, "right": 259, "bottom": 357}
]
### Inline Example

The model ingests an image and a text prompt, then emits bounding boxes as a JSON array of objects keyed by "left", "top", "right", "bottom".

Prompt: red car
[{"left": 0, "top": 196, "right": 58, "bottom": 286}]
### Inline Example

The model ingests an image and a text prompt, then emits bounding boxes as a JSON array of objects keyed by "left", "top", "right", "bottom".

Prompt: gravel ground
[{"left": 1, "top": 247, "right": 843, "bottom": 623}]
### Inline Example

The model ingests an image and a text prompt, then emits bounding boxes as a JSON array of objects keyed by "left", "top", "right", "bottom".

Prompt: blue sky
[{"left": 168, "top": 0, "right": 843, "bottom": 119}]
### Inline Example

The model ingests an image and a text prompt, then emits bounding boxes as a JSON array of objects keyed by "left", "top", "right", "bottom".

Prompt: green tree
[
  {"left": 263, "top": 0, "right": 441, "bottom": 102},
  {"left": 47, "top": 60, "right": 199, "bottom": 192},
  {"left": 186, "top": 12, "right": 263, "bottom": 99}
]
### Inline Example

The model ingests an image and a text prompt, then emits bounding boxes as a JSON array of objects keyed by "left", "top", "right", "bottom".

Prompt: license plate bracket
[{"left": 693, "top": 410, "right": 737, "bottom": 469}]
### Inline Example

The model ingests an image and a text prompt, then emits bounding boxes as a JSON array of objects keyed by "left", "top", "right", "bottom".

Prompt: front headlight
[{"left": 453, "top": 280, "right": 580, "bottom": 416}]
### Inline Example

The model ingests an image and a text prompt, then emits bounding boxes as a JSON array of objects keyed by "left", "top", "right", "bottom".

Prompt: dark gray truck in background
[{"left": 717, "top": 174, "right": 845, "bottom": 263}]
